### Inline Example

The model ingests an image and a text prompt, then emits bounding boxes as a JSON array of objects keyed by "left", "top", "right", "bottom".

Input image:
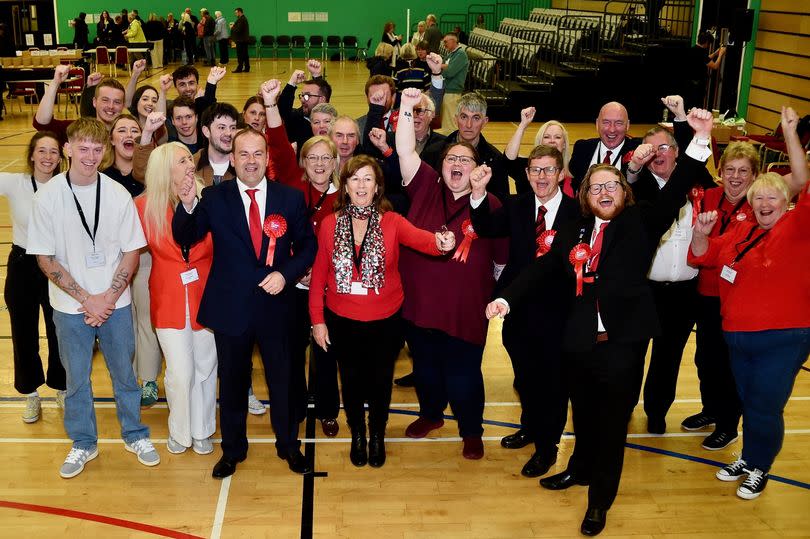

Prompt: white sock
[{"left": 26, "top": 391, "right": 39, "bottom": 398}]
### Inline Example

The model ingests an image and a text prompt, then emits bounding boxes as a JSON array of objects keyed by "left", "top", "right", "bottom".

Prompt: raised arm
[
  {"left": 505, "top": 107, "right": 536, "bottom": 160},
  {"left": 425, "top": 53, "right": 445, "bottom": 112},
  {"left": 260, "top": 79, "right": 301, "bottom": 184},
  {"left": 781, "top": 106, "right": 809, "bottom": 196},
  {"left": 396, "top": 87, "right": 424, "bottom": 185},
  {"left": 124, "top": 59, "right": 147, "bottom": 107},
  {"left": 690, "top": 210, "right": 718, "bottom": 258},
  {"left": 35, "top": 64, "right": 71, "bottom": 126},
  {"left": 80, "top": 72, "right": 103, "bottom": 118}
]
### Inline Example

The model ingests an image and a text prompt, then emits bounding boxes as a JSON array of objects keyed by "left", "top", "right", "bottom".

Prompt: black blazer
[
  {"left": 502, "top": 154, "right": 706, "bottom": 353},
  {"left": 569, "top": 137, "right": 640, "bottom": 194},
  {"left": 172, "top": 179, "right": 316, "bottom": 337}
]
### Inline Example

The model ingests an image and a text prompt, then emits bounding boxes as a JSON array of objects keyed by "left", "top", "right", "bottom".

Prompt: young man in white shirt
[{"left": 27, "top": 118, "right": 159, "bottom": 478}]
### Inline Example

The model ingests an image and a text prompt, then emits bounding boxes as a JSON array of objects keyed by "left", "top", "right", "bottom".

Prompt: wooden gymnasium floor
[{"left": 0, "top": 59, "right": 808, "bottom": 539}]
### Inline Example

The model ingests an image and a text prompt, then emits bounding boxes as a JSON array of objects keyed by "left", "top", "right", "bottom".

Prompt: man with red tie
[
  {"left": 487, "top": 109, "right": 714, "bottom": 536},
  {"left": 568, "top": 101, "right": 641, "bottom": 194},
  {"left": 173, "top": 127, "right": 317, "bottom": 478}
]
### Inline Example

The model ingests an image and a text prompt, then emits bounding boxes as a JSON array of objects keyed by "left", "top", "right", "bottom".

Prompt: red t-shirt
[
  {"left": 688, "top": 191, "right": 810, "bottom": 331},
  {"left": 400, "top": 161, "right": 508, "bottom": 346},
  {"left": 696, "top": 186, "right": 754, "bottom": 297},
  {"left": 309, "top": 211, "right": 440, "bottom": 324}
]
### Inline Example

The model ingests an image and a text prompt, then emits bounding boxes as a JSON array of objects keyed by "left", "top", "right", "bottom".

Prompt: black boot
[
  {"left": 368, "top": 431, "right": 386, "bottom": 468},
  {"left": 349, "top": 429, "right": 367, "bottom": 467}
]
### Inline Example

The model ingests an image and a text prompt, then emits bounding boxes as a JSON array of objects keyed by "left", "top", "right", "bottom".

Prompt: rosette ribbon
[
  {"left": 452, "top": 219, "right": 478, "bottom": 263},
  {"left": 536, "top": 229, "right": 556, "bottom": 257},
  {"left": 569, "top": 243, "right": 592, "bottom": 296},
  {"left": 263, "top": 214, "right": 287, "bottom": 266},
  {"left": 689, "top": 186, "right": 704, "bottom": 226}
]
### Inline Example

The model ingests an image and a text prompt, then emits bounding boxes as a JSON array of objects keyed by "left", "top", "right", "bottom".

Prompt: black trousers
[
  {"left": 217, "top": 39, "right": 229, "bottom": 64},
  {"left": 292, "top": 288, "right": 340, "bottom": 420},
  {"left": 236, "top": 41, "right": 249, "bottom": 70},
  {"left": 5, "top": 245, "right": 64, "bottom": 394},
  {"left": 694, "top": 294, "right": 742, "bottom": 432},
  {"left": 325, "top": 308, "right": 401, "bottom": 434},
  {"left": 214, "top": 318, "right": 301, "bottom": 460},
  {"left": 568, "top": 340, "right": 646, "bottom": 511},
  {"left": 503, "top": 317, "right": 568, "bottom": 454},
  {"left": 643, "top": 278, "right": 698, "bottom": 421}
]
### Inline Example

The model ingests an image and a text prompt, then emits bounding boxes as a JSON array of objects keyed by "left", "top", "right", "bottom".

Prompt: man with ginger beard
[
  {"left": 486, "top": 109, "right": 715, "bottom": 536},
  {"left": 569, "top": 101, "right": 640, "bottom": 194}
]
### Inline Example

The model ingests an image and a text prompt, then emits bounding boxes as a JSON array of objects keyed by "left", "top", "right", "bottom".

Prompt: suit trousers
[
  {"left": 131, "top": 251, "right": 163, "bottom": 382},
  {"left": 567, "top": 340, "right": 646, "bottom": 511},
  {"left": 502, "top": 317, "right": 568, "bottom": 453},
  {"left": 406, "top": 322, "right": 485, "bottom": 437},
  {"left": 214, "top": 318, "right": 300, "bottom": 459},
  {"left": 325, "top": 308, "right": 401, "bottom": 434},
  {"left": 694, "top": 294, "right": 741, "bottom": 432},
  {"left": 236, "top": 41, "right": 249, "bottom": 70},
  {"left": 5, "top": 245, "right": 64, "bottom": 394},
  {"left": 643, "top": 278, "right": 698, "bottom": 421},
  {"left": 217, "top": 39, "right": 229, "bottom": 64}
]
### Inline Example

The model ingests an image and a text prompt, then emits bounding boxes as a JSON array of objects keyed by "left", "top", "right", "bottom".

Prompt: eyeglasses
[
  {"left": 299, "top": 92, "right": 323, "bottom": 102},
  {"left": 413, "top": 107, "right": 432, "bottom": 117},
  {"left": 444, "top": 154, "right": 475, "bottom": 166},
  {"left": 527, "top": 166, "right": 559, "bottom": 176},
  {"left": 588, "top": 180, "right": 621, "bottom": 195},
  {"left": 655, "top": 143, "right": 673, "bottom": 153},
  {"left": 723, "top": 166, "right": 752, "bottom": 177},
  {"left": 305, "top": 155, "right": 334, "bottom": 164}
]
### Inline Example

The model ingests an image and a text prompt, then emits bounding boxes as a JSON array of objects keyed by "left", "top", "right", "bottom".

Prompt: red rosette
[
  {"left": 263, "top": 214, "right": 287, "bottom": 266},
  {"left": 451, "top": 219, "right": 478, "bottom": 263},
  {"left": 689, "top": 185, "right": 705, "bottom": 225},
  {"left": 622, "top": 150, "right": 634, "bottom": 164},
  {"left": 535, "top": 229, "right": 556, "bottom": 257},
  {"left": 569, "top": 242, "right": 592, "bottom": 296}
]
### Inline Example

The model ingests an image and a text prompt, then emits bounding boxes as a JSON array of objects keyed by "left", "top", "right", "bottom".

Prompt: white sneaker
[
  {"left": 192, "top": 437, "right": 214, "bottom": 455},
  {"left": 60, "top": 446, "right": 98, "bottom": 478},
  {"left": 248, "top": 393, "right": 266, "bottom": 415},
  {"left": 22, "top": 395, "right": 41, "bottom": 423},
  {"left": 166, "top": 437, "right": 187, "bottom": 454},
  {"left": 55, "top": 390, "right": 66, "bottom": 410},
  {"left": 125, "top": 438, "right": 161, "bottom": 466}
]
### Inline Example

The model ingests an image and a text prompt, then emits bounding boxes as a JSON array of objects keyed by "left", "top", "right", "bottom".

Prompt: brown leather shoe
[
  {"left": 320, "top": 418, "right": 339, "bottom": 437},
  {"left": 462, "top": 436, "right": 484, "bottom": 460},
  {"left": 405, "top": 417, "right": 444, "bottom": 438}
]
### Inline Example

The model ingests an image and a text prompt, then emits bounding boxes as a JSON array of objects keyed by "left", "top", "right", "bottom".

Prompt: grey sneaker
[
  {"left": 247, "top": 392, "right": 266, "bottom": 415},
  {"left": 22, "top": 395, "right": 41, "bottom": 423},
  {"left": 167, "top": 437, "right": 187, "bottom": 454},
  {"left": 192, "top": 437, "right": 214, "bottom": 455},
  {"left": 125, "top": 438, "right": 161, "bottom": 466},
  {"left": 141, "top": 381, "right": 159, "bottom": 408},
  {"left": 55, "top": 390, "right": 67, "bottom": 410},
  {"left": 60, "top": 446, "right": 98, "bottom": 478}
]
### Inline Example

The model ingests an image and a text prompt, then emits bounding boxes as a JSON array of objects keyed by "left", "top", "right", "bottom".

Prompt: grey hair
[{"left": 456, "top": 92, "right": 487, "bottom": 116}]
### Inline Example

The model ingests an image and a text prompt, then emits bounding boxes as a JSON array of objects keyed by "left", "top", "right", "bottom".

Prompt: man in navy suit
[
  {"left": 173, "top": 126, "right": 317, "bottom": 478},
  {"left": 469, "top": 145, "right": 580, "bottom": 478},
  {"left": 569, "top": 102, "right": 640, "bottom": 194}
]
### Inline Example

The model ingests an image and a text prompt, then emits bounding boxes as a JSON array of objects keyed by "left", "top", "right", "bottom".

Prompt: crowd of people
[{"left": 4, "top": 14, "right": 808, "bottom": 537}]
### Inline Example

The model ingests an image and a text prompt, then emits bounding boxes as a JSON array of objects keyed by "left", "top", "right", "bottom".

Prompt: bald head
[{"left": 596, "top": 101, "right": 629, "bottom": 150}]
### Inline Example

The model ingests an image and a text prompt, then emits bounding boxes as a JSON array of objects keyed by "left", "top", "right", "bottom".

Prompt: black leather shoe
[
  {"left": 647, "top": 416, "right": 666, "bottom": 434},
  {"left": 212, "top": 455, "right": 245, "bottom": 479},
  {"left": 394, "top": 372, "right": 415, "bottom": 387},
  {"left": 539, "top": 469, "right": 589, "bottom": 490},
  {"left": 581, "top": 507, "right": 607, "bottom": 536},
  {"left": 320, "top": 418, "right": 339, "bottom": 437},
  {"left": 280, "top": 448, "right": 312, "bottom": 474},
  {"left": 368, "top": 433, "right": 386, "bottom": 468},
  {"left": 350, "top": 431, "right": 367, "bottom": 467},
  {"left": 521, "top": 451, "right": 557, "bottom": 478},
  {"left": 501, "top": 429, "right": 533, "bottom": 449}
]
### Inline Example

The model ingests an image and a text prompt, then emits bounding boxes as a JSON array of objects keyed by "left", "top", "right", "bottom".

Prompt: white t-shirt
[
  {"left": 0, "top": 173, "right": 50, "bottom": 249},
  {"left": 26, "top": 172, "right": 147, "bottom": 314}
]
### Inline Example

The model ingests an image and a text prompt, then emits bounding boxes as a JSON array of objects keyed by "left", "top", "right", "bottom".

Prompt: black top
[{"left": 103, "top": 166, "right": 143, "bottom": 197}]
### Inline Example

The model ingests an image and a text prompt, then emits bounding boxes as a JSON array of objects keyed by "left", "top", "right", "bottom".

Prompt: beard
[{"left": 589, "top": 196, "right": 626, "bottom": 220}]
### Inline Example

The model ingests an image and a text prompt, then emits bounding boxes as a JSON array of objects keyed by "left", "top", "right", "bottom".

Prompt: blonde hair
[
  {"left": 534, "top": 120, "right": 571, "bottom": 172},
  {"left": 719, "top": 141, "right": 760, "bottom": 174},
  {"left": 746, "top": 172, "right": 790, "bottom": 206},
  {"left": 143, "top": 142, "right": 204, "bottom": 242},
  {"left": 400, "top": 43, "right": 416, "bottom": 61},
  {"left": 374, "top": 42, "right": 394, "bottom": 60},
  {"left": 299, "top": 135, "right": 341, "bottom": 189}
]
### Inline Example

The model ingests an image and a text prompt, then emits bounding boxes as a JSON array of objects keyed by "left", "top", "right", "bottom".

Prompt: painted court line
[{"left": 210, "top": 476, "right": 231, "bottom": 539}]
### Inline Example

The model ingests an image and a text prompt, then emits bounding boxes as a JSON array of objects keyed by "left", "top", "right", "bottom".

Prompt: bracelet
[
  {"left": 431, "top": 71, "right": 442, "bottom": 76},
  {"left": 264, "top": 103, "right": 278, "bottom": 108},
  {"left": 626, "top": 167, "right": 641, "bottom": 175},
  {"left": 381, "top": 147, "right": 393, "bottom": 158}
]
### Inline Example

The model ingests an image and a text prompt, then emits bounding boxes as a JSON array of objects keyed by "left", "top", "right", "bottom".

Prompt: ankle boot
[
  {"left": 368, "top": 431, "right": 386, "bottom": 468},
  {"left": 349, "top": 429, "right": 367, "bottom": 467}
]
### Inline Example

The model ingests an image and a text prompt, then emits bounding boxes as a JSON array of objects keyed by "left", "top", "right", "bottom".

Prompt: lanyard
[
  {"left": 597, "top": 145, "right": 621, "bottom": 167},
  {"left": 31, "top": 176, "right": 39, "bottom": 193},
  {"left": 440, "top": 184, "right": 468, "bottom": 228},
  {"left": 716, "top": 196, "right": 747, "bottom": 235},
  {"left": 307, "top": 182, "right": 330, "bottom": 217},
  {"left": 66, "top": 172, "right": 101, "bottom": 250},
  {"left": 348, "top": 217, "right": 369, "bottom": 274},
  {"left": 731, "top": 224, "right": 768, "bottom": 267}
]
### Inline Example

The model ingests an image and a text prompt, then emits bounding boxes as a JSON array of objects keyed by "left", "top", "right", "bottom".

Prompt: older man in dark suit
[
  {"left": 469, "top": 145, "right": 580, "bottom": 478},
  {"left": 487, "top": 109, "right": 714, "bottom": 536},
  {"left": 173, "top": 126, "right": 317, "bottom": 478}
]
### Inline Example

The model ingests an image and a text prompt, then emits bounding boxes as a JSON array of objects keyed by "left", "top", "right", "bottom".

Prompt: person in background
[
  {"left": 230, "top": 7, "right": 250, "bottom": 73},
  {"left": 424, "top": 14, "right": 442, "bottom": 54},
  {"left": 438, "top": 33, "right": 469, "bottom": 133},
  {"left": 97, "top": 11, "right": 117, "bottom": 48},
  {"left": 366, "top": 43, "right": 394, "bottom": 77},
  {"left": 71, "top": 12, "right": 89, "bottom": 50},
  {"left": 411, "top": 21, "right": 426, "bottom": 46},
  {"left": 214, "top": 11, "right": 230, "bottom": 65},
  {"left": 144, "top": 13, "right": 166, "bottom": 69},
  {"left": 394, "top": 43, "right": 430, "bottom": 92}
]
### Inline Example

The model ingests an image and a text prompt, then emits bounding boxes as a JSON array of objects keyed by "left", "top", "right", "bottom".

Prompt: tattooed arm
[
  {"left": 104, "top": 250, "right": 140, "bottom": 304},
  {"left": 36, "top": 255, "right": 115, "bottom": 326}
]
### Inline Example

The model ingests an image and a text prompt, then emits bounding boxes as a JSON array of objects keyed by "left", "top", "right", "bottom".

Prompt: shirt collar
[
  {"left": 536, "top": 185, "right": 563, "bottom": 213},
  {"left": 236, "top": 177, "right": 267, "bottom": 195}
]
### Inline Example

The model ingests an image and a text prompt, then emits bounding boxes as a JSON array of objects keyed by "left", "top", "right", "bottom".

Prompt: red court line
[{"left": 0, "top": 500, "right": 205, "bottom": 538}]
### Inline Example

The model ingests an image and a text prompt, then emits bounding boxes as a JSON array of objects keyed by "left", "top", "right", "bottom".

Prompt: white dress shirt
[
  {"left": 536, "top": 187, "right": 563, "bottom": 228},
  {"left": 236, "top": 177, "right": 267, "bottom": 226},
  {"left": 589, "top": 140, "right": 626, "bottom": 168},
  {"left": 647, "top": 172, "right": 699, "bottom": 282},
  {"left": 590, "top": 216, "right": 610, "bottom": 332}
]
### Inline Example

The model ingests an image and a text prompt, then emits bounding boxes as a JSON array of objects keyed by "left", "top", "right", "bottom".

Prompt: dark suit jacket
[
  {"left": 172, "top": 179, "right": 316, "bottom": 337},
  {"left": 569, "top": 137, "right": 640, "bottom": 194},
  {"left": 502, "top": 154, "right": 706, "bottom": 353}
]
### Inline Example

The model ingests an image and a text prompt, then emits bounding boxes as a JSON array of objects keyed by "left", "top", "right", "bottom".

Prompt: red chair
[
  {"left": 9, "top": 82, "right": 39, "bottom": 113},
  {"left": 95, "top": 46, "right": 113, "bottom": 77},
  {"left": 115, "top": 46, "right": 130, "bottom": 77},
  {"left": 57, "top": 66, "right": 85, "bottom": 116}
]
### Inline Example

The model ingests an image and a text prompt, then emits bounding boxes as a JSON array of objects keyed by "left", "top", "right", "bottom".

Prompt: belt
[{"left": 596, "top": 331, "right": 609, "bottom": 343}]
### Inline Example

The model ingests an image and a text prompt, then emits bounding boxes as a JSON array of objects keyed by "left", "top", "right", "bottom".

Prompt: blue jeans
[
  {"left": 53, "top": 305, "right": 149, "bottom": 450},
  {"left": 725, "top": 328, "right": 810, "bottom": 472}
]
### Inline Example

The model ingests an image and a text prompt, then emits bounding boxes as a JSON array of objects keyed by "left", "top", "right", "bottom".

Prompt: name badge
[
  {"left": 350, "top": 281, "right": 368, "bottom": 296},
  {"left": 180, "top": 267, "right": 199, "bottom": 285},
  {"left": 85, "top": 251, "right": 106, "bottom": 268},
  {"left": 720, "top": 265, "right": 737, "bottom": 284}
]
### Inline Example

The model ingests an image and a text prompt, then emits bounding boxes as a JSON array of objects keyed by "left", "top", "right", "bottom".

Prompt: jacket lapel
[{"left": 226, "top": 180, "right": 258, "bottom": 259}]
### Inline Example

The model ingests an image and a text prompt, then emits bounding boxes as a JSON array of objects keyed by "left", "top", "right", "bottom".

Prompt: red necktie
[
  {"left": 245, "top": 188, "right": 262, "bottom": 259},
  {"left": 602, "top": 150, "right": 613, "bottom": 165},
  {"left": 589, "top": 222, "right": 609, "bottom": 271},
  {"left": 535, "top": 205, "right": 547, "bottom": 256}
]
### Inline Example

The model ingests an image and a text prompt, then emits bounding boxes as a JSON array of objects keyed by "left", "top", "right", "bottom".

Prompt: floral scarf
[{"left": 333, "top": 205, "right": 386, "bottom": 293}]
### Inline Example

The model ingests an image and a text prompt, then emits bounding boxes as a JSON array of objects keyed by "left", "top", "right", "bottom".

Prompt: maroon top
[{"left": 400, "top": 161, "right": 508, "bottom": 346}]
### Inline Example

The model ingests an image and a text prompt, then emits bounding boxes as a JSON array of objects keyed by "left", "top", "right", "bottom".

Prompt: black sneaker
[
  {"left": 681, "top": 412, "right": 716, "bottom": 431},
  {"left": 716, "top": 458, "right": 747, "bottom": 481},
  {"left": 702, "top": 430, "right": 738, "bottom": 450},
  {"left": 737, "top": 468, "right": 768, "bottom": 499}
]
